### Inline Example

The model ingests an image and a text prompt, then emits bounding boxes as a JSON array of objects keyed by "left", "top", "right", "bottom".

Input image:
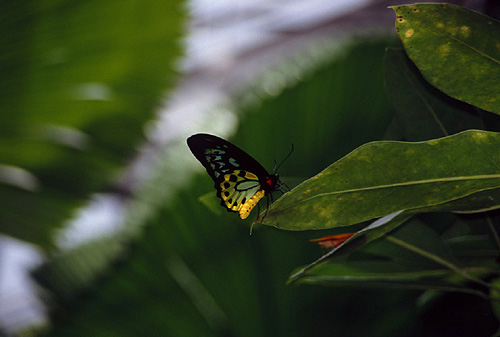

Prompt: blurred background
[{"left": 0, "top": 0, "right": 498, "bottom": 336}]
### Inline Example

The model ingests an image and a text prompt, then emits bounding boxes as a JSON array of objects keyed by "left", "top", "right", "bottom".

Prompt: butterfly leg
[
  {"left": 260, "top": 194, "right": 271, "bottom": 223},
  {"left": 250, "top": 193, "right": 273, "bottom": 234},
  {"left": 254, "top": 194, "right": 270, "bottom": 224}
]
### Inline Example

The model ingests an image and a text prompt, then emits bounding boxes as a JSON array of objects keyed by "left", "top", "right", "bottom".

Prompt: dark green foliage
[{"left": 16, "top": 3, "right": 500, "bottom": 337}]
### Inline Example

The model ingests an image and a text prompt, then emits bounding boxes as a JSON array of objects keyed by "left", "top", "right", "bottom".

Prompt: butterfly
[{"left": 187, "top": 133, "right": 284, "bottom": 220}]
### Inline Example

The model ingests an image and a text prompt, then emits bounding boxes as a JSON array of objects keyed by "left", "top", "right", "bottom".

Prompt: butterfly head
[{"left": 263, "top": 174, "right": 281, "bottom": 193}]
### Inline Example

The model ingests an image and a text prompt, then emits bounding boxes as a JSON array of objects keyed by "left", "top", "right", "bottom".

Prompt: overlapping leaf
[
  {"left": 291, "top": 219, "right": 493, "bottom": 296},
  {"left": 384, "top": 48, "right": 484, "bottom": 141}
]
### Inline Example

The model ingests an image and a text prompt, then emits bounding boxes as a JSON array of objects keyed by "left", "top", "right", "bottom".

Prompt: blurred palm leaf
[{"left": 0, "top": 1, "right": 184, "bottom": 248}]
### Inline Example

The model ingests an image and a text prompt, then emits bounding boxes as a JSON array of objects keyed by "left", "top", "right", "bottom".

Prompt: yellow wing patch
[
  {"left": 239, "top": 189, "right": 265, "bottom": 219},
  {"left": 219, "top": 170, "right": 263, "bottom": 218}
]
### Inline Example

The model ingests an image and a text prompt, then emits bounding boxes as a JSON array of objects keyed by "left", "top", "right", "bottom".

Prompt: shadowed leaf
[{"left": 384, "top": 48, "right": 483, "bottom": 141}]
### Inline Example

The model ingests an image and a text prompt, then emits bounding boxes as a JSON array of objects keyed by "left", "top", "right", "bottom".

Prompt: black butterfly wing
[
  {"left": 187, "top": 133, "right": 270, "bottom": 181},
  {"left": 187, "top": 133, "right": 272, "bottom": 217}
]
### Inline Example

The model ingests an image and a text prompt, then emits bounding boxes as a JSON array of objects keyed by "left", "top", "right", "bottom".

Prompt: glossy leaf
[
  {"left": 391, "top": 4, "right": 500, "bottom": 114},
  {"left": 262, "top": 130, "right": 500, "bottom": 231}
]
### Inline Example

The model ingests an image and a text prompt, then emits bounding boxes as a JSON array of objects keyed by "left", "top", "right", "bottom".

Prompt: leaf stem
[
  {"left": 486, "top": 216, "right": 500, "bottom": 254},
  {"left": 385, "top": 235, "right": 495, "bottom": 291}
]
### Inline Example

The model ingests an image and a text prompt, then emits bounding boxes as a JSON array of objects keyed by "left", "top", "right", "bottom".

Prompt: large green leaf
[
  {"left": 262, "top": 130, "right": 500, "bottom": 231},
  {"left": 391, "top": 4, "right": 500, "bottom": 114},
  {"left": 0, "top": 1, "right": 184, "bottom": 247}
]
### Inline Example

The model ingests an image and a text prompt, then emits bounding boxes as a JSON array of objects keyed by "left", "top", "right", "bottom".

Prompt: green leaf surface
[
  {"left": 263, "top": 130, "right": 500, "bottom": 231},
  {"left": 293, "top": 260, "right": 490, "bottom": 301},
  {"left": 296, "top": 259, "right": 452, "bottom": 282},
  {"left": 391, "top": 4, "right": 500, "bottom": 114},
  {"left": 384, "top": 48, "right": 483, "bottom": 141},
  {"left": 445, "top": 235, "right": 499, "bottom": 267}
]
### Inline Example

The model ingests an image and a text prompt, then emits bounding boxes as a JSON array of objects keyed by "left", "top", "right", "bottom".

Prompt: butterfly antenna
[{"left": 273, "top": 143, "right": 294, "bottom": 173}]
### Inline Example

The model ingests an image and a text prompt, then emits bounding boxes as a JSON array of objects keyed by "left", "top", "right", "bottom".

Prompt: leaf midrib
[{"left": 293, "top": 173, "right": 500, "bottom": 204}]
